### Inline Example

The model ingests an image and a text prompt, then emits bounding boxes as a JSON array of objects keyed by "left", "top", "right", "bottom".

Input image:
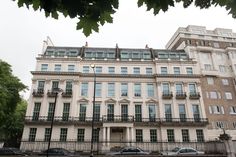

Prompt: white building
[{"left": 21, "top": 45, "right": 208, "bottom": 152}]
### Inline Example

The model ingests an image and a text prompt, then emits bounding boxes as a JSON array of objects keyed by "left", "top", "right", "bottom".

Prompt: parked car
[
  {"left": 38, "top": 148, "right": 74, "bottom": 156},
  {"left": 0, "top": 147, "right": 28, "bottom": 156},
  {"left": 107, "top": 146, "right": 150, "bottom": 156},
  {"left": 161, "top": 147, "right": 204, "bottom": 156}
]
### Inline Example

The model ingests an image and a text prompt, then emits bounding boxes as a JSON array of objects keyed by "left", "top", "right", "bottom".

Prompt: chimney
[
  {"left": 145, "top": 44, "right": 149, "bottom": 48},
  {"left": 116, "top": 43, "right": 119, "bottom": 48}
]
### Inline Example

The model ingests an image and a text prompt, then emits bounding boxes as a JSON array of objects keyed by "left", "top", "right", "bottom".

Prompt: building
[
  {"left": 166, "top": 25, "right": 236, "bottom": 140},
  {"left": 21, "top": 44, "right": 209, "bottom": 152}
]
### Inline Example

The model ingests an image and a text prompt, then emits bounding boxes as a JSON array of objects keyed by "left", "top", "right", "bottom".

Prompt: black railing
[
  {"left": 62, "top": 89, "right": 73, "bottom": 97},
  {"left": 32, "top": 89, "right": 44, "bottom": 97},
  {"left": 25, "top": 116, "right": 208, "bottom": 125},
  {"left": 162, "top": 91, "right": 173, "bottom": 99},
  {"left": 176, "top": 91, "right": 187, "bottom": 99},
  {"left": 189, "top": 92, "right": 201, "bottom": 99}
]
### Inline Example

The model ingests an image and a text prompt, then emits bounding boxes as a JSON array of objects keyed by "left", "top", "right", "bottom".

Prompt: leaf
[
  {"left": 51, "top": 11, "right": 59, "bottom": 19},
  {"left": 100, "top": 11, "right": 113, "bottom": 25},
  {"left": 32, "top": 0, "right": 40, "bottom": 11},
  {"left": 77, "top": 17, "right": 99, "bottom": 37}
]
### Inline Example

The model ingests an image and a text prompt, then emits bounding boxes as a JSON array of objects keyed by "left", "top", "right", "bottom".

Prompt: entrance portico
[{"left": 102, "top": 123, "right": 134, "bottom": 150}]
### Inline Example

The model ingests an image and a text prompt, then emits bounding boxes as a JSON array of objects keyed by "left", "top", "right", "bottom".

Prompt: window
[
  {"left": 83, "top": 66, "right": 89, "bottom": 73},
  {"left": 150, "top": 129, "right": 157, "bottom": 142},
  {"left": 77, "top": 129, "right": 85, "bottom": 142},
  {"left": 135, "top": 105, "right": 142, "bottom": 122},
  {"left": 146, "top": 68, "right": 153, "bottom": 75},
  {"left": 108, "top": 67, "right": 115, "bottom": 74},
  {"left": 204, "top": 64, "right": 212, "bottom": 70},
  {"left": 108, "top": 83, "right": 115, "bottom": 97},
  {"left": 121, "top": 83, "right": 128, "bottom": 96},
  {"left": 167, "top": 129, "right": 175, "bottom": 142},
  {"left": 162, "top": 83, "right": 170, "bottom": 93},
  {"left": 173, "top": 67, "right": 180, "bottom": 74},
  {"left": 189, "top": 83, "right": 196, "bottom": 94},
  {"left": 95, "top": 67, "right": 102, "bottom": 73},
  {"left": 107, "top": 104, "right": 114, "bottom": 121},
  {"left": 95, "top": 83, "right": 102, "bottom": 97},
  {"left": 44, "top": 128, "right": 51, "bottom": 142},
  {"left": 41, "top": 64, "right": 48, "bottom": 71},
  {"left": 233, "top": 122, "right": 236, "bottom": 129},
  {"left": 81, "top": 83, "right": 88, "bottom": 96},
  {"left": 219, "top": 65, "right": 226, "bottom": 73},
  {"left": 68, "top": 65, "right": 75, "bottom": 72},
  {"left": 52, "top": 81, "right": 59, "bottom": 90},
  {"left": 92, "top": 129, "right": 99, "bottom": 142},
  {"left": 161, "top": 67, "right": 168, "bottom": 74},
  {"left": 133, "top": 67, "right": 140, "bottom": 74},
  {"left": 179, "top": 104, "right": 186, "bottom": 122},
  {"left": 181, "top": 129, "right": 189, "bottom": 142},
  {"left": 60, "top": 128, "right": 67, "bottom": 142},
  {"left": 32, "top": 103, "right": 41, "bottom": 121},
  {"left": 165, "top": 104, "right": 172, "bottom": 122},
  {"left": 147, "top": 84, "right": 154, "bottom": 97},
  {"left": 207, "top": 77, "right": 214, "bottom": 85},
  {"left": 134, "top": 83, "right": 141, "bottom": 97},
  {"left": 121, "top": 104, "right": 128, "bottom": 121},
  {"left": 94, "top": 104, "right": 100, "bottom": 121},
  {"left": 186, "top": 67, "right": 193, "bottom": 75},
  {"left": 148, "top": 104, "right": 156, "bottom": 122},
  {"left": 47, "top": 103, "right": 55, "bottom": 121},
  {"left": 79, "top": 104, "right": 86, "bottom": 121},
  {"left": 136, "top": 129, "right": 143, "bottom": 142},
  {"left": 62, "top": 103, "right": 70, "bottom": 121},
  {"left": 213, "top": 42, "right": 220, "bottom": 48},
  {"left": 225, "top": 92, "right": 232, "bottom": 99},
  {"left": 121, "top": 67, "right": 128, "bottom": 74},
  {"left": 210, "top": 91, "right": 217, "bottom": 99},
  {"left": 176, "top": 83, "right": 183, "bottom": 93},
  {"left": 230, "top": 106, "right": 236, "bottom": 114},
  {"left": 222, "top": 79, "right": 229, "bottom": 85},
  {"left": 216, "top": 122, "right": 224, "bottom": 128},
  {"left": 65, "top": 81, "right": 72, "bottom": 93},
  {"left": 29, "top": 128, "right": 37, "bottom": 142},
  {"left": 54, "top": 64, "right": 61, "bottom": 71},
  {"left": 192, "top": 105, "right": 200, "bottom": 121},
  {"left": 196, "top": 130, "right": 204, "bottom": 142},
  {"left": 37, "top": 81, "right": 45, "bottom": 91},
  {"left": 209, "top": 105, "right": 224, "bottom": 114}
]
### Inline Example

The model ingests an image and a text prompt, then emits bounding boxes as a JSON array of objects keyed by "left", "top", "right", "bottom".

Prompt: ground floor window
[
  {"left": 150, "top": 129, "right": 157, "bottom": 142},
  {"left": 181, "top": 129, "right": 189, "bottom": 142},
  {"left": 29, "top": 128, "right": 37, "bottom": 142},
  {"left": 92, "top": 129, "right": 100, "bottom": 142},
  {"left": 44, "top": 128, "right": 51, "bottom": 142},
  {"left": 77, "top": 129, "right": 85, "bottom": 142},
  {"left": 60, "top": 128, "right": 68, "bottom": 142},
  {"left": 136, "top": 129, "right": 143, "bottom": 142},
  {"left": 167, "top": 129, "right": 175, "bottom": 142},
  {"left": 196, "top": 129, "right": 204, "bottom": 142}
]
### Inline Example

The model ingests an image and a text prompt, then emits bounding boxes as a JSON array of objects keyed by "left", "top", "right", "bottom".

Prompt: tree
[
  {"left": 0, "top": 60, "right": 27, "bottom": 147},
  {"left": 13, "top": 0, "right": 236, "bottom": 36}
]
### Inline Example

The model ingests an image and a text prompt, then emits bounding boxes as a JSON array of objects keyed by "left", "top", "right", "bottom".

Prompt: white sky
[{"left": 0, "top": 0, "right": 236, "bottom": 99}]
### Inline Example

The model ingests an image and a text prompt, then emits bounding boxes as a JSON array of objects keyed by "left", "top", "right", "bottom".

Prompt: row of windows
[
  {"left": 37, "top": 81, "right": 198, "bottom": 98},
  {"left": 206, "top": 77, "right": 229, "bottom": 85},
  {"left": 28, "top": 128, "right": 204, "bottom": 143},
  {"left": 204, "top": 64, "right": 232, "bottom": 73},
  {"left": 41, "top": 64, "right": 194, "bottom": 75},
  {"left": 209, "top": 105, "right": 236, "bottom": 114},
  {"left": 206, "top": 91, "right": 233, "bottom": 100},
  {"left": 213, "top": 121, "right": 236, "bottom": 129},
  {"left": 32, "top": 102, "right": 201, "bottom": 121}
]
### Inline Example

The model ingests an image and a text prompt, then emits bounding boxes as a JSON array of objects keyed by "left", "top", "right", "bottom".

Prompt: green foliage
[
  {"left": 0, "top": 60, "right": 27, "bottom": 145},
  {"left": 12, "top": 0, "right": 236, "bottom": 36}
]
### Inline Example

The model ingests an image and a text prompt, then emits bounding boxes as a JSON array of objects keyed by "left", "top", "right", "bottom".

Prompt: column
[
  {"left": 107, "top": 127, "right": 110, "bottom": 147},
  {"left": 103, "top": 127, "right": 106, "bottom": 145},
  {"left": 130, "top": 127, "right": 134, "bottom": 146},
  {"left": 126, "top": 127, "right": 130, "bottom": 142}
]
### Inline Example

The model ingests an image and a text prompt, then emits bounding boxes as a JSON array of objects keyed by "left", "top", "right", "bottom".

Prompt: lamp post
[
  {"left": 90, "top": 64, "right": 96, "bottom": 157},
  {"left": 47, "top": 88, "right": 62, "bottom": 157}
]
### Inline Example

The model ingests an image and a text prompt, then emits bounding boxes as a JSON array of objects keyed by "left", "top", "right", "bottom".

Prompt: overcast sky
[{"left": 1, "top": 0, "right": 236, "bottom": 99}]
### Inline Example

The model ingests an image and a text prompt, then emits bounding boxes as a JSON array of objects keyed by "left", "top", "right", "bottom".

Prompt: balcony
[
  {"left": 160, "top": 118, "right": 208, "bottom": 126},
  {"left": 62, "top": 89, "right": 73, "bottom": 98},
  {"left": 32, "top": 89, "right": 44, "bottom": 97},
  {"left": 175, "top": 92, "right": 187, "bottom": 99},
  {"left": 162, "top": 91, "right": 173, "bottom": 99},
  {"left": 47, "top": 90, "right": 57, "bottom": 97},
  {"left": 102, "top": 115, "right": 134, "bottom": 123},
  {"left": 189, "top": 92, "right": 201, "bottom": 99}
]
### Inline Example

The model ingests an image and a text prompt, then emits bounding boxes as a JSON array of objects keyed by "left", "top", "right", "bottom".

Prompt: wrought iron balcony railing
[
  {"left": 25, "top": 116, "right": 208, "bottom": 126},
  {"left": 32, "top": 89, "right": 44, "bottom": 97},
  {"left": 162, "top": 91, "right": 173, "bottom": 99},
  {"left": 189, "top": 92, "right": 201, "bottom": 99},
  {"left": 62, "top": 89, "right": 73, "bottom": 97},
  {"left": 176, "top": 91, "right": 187, "bottom": 99}
]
